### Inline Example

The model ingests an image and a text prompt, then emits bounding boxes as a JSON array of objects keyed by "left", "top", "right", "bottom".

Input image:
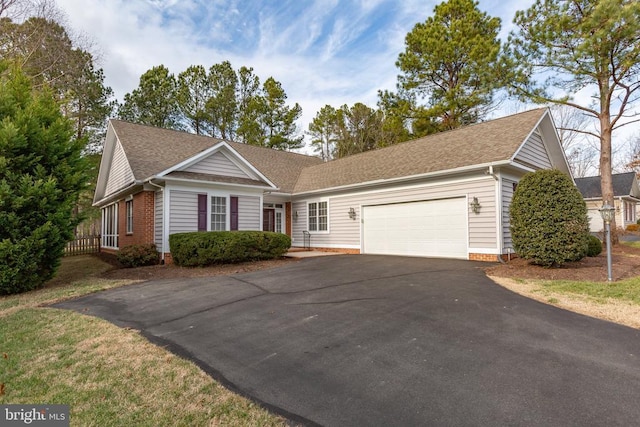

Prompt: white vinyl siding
[
  {"left": 169, "top": 190, "right": 199, "bottom": 234},
  {"left": 502, "top": 179, "right": 517, "bottom": 251},
  {"left": 154, "top": 191, "right": 163, "bottom": 253},
  {"left": 515, "top": 131, "right": 552, "bottom": 170},
  {"left": 237, "top": 195, "right": 260, "bottom": 230},
  {"left": 105, "top": 140, "right": 134, "bottom": 196},
  {"left": 292, "top": 177, "right": 497, "bottom": 252},
  {"left": 185, "top": 151, "right": 250, "bottom": 179}
]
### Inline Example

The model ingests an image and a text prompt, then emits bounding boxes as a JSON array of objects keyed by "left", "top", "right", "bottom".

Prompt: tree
[
  {"left": 389, "top": 0, "right": 504, "bottom": 133},
  {"left": 118, "top": 65, "right": 181, "bottom": 130},
  {"left": 550, "top": 105, "right": 598, "bottom": 177},
  {"left": 260, "top": 77, "right": 303, "bottom": 150},
  {"left": 334, "top": 103, "right": 390, "bottom": 159},
  {"left": 176, "top": 65, "right": 210, "bottom": 135},
  {"left": 235, "top": 66, "right": 264, "bottom": 145},
  {"left": 510, "top": 169, "right": 590, "bottom": 267},
  {"left": 507, "top": 0, "right": 640, "bottom": 241},
  {"left": 0, "top": 63, "right": 88, "bottom": 294},
  {"left": 308, "top": 105, "right": 338, "bottom": 161},
  {"left": 207, "top": 61, "right": 239, "bottom": 140},
  {"left": 0, "top": 16, "right": 114, "bottom": 151}
]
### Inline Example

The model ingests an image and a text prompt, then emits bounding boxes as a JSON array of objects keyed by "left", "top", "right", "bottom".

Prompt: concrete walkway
[{"left": 284, "top": 250, "right": 342, "bottom": 258}]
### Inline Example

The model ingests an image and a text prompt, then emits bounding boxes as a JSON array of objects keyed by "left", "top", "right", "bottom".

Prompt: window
[
  {"left": 211, "top": 196, "right": 227, "bottom": 231},
  {"left": 102, "top": 203, "right": 118, "bottom": 248},
  {"left": 275, "top": 211, "right": 283, "bottom": 233},
  {"left": 308, "top": 201, "right": 328, "bottom": 232},
  {"left": 125, "top": 200, "right": 133, "bottom": 234},
  {"left": 625, "top": 201, "right": 635, "bottom": 223}
]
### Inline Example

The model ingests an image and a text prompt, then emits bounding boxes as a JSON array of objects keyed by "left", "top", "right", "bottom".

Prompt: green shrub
[
  {"left": 169, "top": 231, "right": 291, "bottom": 267},
  {"left": 0, "top": 64, "right": 88, "bottom": 295},
  {"left": 510, "top": 169, "right": 589, "bottom": 267},
  {"left": 586, "top": 235, "right": 602, "bottom": 257},
  {"left": 117, "top": 244, "right": 160, "bottom": 268}
]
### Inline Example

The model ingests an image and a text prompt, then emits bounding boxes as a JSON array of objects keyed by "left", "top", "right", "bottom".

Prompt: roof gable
[
  {"left": 183, "top": 150, "right": 255, "bottom": 179},
  {"left": 575, "top": 172, "right": 640, "bottom": 199},
  {"left": 97, "top": 120, "right": 323, "bottom": 198}
]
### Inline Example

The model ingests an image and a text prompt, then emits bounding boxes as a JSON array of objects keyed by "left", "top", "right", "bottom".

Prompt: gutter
[
  {"left": 146, "top": 179, "right": 166, "bottom": 264},
  {"left": 294, "top": 161, "right": 512, "bottom": 197}
]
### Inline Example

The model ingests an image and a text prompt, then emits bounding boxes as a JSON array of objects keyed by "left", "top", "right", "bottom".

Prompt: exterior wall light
[
  {"left": 599, "top": 203, "right": 615, "bottom": 282},
  {"left": 294, "top": 210, "right": 299, "bottom": 221},
  {"left": 470, "top": 197, "right": 481, "bottom": 214},
  {"left": 348, "top": 207, "right": 357, "bottom": 220}
]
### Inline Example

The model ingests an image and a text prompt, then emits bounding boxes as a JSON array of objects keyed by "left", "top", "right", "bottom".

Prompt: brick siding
[{"left": 118, "top": 191, "right": 156, "bottom": 248}]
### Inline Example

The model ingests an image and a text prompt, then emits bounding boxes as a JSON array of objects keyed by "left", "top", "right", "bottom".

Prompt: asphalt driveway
[{"left": 55, "top": 255, "right": 640, "bottom": 426}]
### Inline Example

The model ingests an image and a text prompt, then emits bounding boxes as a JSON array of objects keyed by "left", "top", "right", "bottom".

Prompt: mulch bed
[
  {"left": 97, "top": 251, "right": 299, "bottom": 281},
  {"left": 485, "top": 244, "right": 640, "bottom": 282}
]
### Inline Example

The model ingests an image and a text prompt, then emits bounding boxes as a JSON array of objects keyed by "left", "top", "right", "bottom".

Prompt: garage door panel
[{"left": 363, "top": 198, "right": 467, "bottom": 259}]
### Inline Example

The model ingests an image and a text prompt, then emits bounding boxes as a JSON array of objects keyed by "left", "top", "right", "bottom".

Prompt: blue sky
[{"left": 55, "top": 0, "right": 534, "bottom": 142}]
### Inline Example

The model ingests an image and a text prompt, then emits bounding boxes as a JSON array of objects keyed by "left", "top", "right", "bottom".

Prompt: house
[
  {"left": 93, "top": 108, "right": 571, "bottom": 263},
  {"left": 575, "top": 172, "right": 640, "bottom": 232}
]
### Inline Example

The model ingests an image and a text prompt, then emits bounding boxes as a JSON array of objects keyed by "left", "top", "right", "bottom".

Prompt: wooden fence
[{"left": 64, "top": 234, "right": 101, "bottom": 256}]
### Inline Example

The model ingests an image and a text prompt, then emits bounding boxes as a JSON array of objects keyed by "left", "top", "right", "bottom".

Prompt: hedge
[{"left": 169, "top": 231, "right": 291, "bottom": 267}]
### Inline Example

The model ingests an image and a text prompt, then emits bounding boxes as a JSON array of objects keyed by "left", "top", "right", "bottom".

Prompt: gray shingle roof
[
  {"left": 110, "top": 120, "right": 323, "bottom": 193},
  {"left": 108, "top": 108, "right": 548, "bottom": 196},
  {"left": 293, "top": 108, "right": 547, "bottom": 193},
  {"left": 575, "top": 172, "right": 637, "bottom": 198}
]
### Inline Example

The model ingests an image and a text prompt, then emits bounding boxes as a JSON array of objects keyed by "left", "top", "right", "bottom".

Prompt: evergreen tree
[
  {"left": 384, "top": 0, "right": 505, "bottom": 137},
  {"left": 0, "top": 63, "right": 88, "bottom": 294}
]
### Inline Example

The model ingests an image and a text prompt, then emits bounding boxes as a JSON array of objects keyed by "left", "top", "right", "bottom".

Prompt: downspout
[
  {"left": 147, "top": 179, "right": 166, "bottom": 264},
  {"left": 487, "top": 166, "right": 506, "bottom": 263}
]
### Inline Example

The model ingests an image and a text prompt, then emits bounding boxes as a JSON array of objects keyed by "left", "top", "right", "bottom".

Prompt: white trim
[
  {"left": 291, "top": 243, "right": 360, "bottom": 249},
  {"left": 160, "top": 176, "right": 275, "bottom": 191},
  {"left": 302, "top": 173, "right": 493, "bottom": 202},
  {"left": 307, "top": 199, "right": 330, "bottom": 234},
  {"left": 468, "top": 248, "right": 501, "bottom": 255},
  {"left": 495, "top": 170, "right": 503, "bottom": 254},
  {"left": 293, "top": 161, "right": 512, "bottom": 197},
  {"left": 511, "top": 110, "right": 549, "bottom": 164},
  {"left": 154, "top": 141, "right": 278, "bottom": 190}
]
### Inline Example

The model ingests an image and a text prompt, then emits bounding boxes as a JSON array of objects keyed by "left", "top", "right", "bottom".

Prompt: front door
[
  {"left": 263, "top": 207, "right": 285, "bottom": 233},
  {"left": 263, "top": 209, "right": 275, "bottom": 232}
]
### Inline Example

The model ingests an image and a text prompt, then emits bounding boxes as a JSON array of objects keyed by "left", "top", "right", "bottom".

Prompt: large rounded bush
[{"left": 510, "top": 169, "right": 589, "bottom": 267}]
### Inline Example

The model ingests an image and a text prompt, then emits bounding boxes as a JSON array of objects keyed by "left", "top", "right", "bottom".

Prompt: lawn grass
[
  {"left": 0, "top": 255, "right": 285, "bottom": 426},
  {"left": 538, "top": 276, "right": 640, "bottom": 305}
]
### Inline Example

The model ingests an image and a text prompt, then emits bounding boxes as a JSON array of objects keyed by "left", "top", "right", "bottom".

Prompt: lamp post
[{"left": 599, "top": 204, "right": 615, "bottom": 282}]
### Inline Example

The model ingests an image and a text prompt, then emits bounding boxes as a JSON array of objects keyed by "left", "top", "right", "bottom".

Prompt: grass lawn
[{"left": 0, "top": 255, "right": 285, "bottom": 426}]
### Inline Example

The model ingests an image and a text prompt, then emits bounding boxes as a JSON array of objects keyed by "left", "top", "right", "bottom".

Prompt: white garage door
[{"left": 362, "top": 198, "right": 468, "bottom": 259}]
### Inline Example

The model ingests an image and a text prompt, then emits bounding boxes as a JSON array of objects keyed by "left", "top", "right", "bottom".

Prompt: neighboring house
[
  {"left": 575, "top": 172, "right": 640, "bottom": 232},
  {"left": 93, "top": 108, "right": 570, "bottom": 262}
]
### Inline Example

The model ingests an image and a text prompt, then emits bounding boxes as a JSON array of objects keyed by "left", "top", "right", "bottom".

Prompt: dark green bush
[
  {"left": 169, "top": 231, "right": 291, "bottom": 267},
  {"left": 510, "top": 169, "right": 590, "bottom": 267},
  {"left": 0, "top": 64, "right": 88, "bottom": 295},
  {"left": 117, "top": 244, "right": 160, "bottom": 268},
  {"left": 586, "top": 235, "right": 603, "bottom": 257}
]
